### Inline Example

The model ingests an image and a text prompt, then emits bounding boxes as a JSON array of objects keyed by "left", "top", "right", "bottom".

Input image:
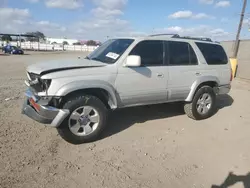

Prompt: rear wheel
[
  {"left": 184, "top": 86, "right": 216, "bottom": 120},
  {"left": 57, "top": 95, "right": 108, "bottom": 144}
]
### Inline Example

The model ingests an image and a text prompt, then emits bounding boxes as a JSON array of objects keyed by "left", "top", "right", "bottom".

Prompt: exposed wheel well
[
  {"left": 59, "top": 88, "right": 113, "bottom": 109},
  {"left": 190, "top": 81, "right": 218, "bottom": 101},
  {"left": 198, "top": 81, "right": 218, "bottom": 89}
]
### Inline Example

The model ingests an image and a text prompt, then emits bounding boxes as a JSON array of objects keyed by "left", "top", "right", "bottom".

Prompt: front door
[{"left": 115, "top": 40, "right": 168, "bottom": 107}]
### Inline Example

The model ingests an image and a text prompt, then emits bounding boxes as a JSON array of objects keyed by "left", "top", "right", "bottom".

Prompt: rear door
[{"left": 166, "top": 40, "right": 200, "bottom": 101}]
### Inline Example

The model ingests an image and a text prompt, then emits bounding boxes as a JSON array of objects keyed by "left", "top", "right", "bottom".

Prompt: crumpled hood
[{"left": 26, "top": 58, "right": 105, "bottom": 75}]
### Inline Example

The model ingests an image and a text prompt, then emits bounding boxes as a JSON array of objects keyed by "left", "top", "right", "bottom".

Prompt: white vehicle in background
[{"left": 22, "top": 34, "right": 232, "bottom": 144}]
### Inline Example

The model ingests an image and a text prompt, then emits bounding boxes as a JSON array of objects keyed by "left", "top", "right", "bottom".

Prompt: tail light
[{"left": 230, "top": 68, "right": 233, "bottom": 82}]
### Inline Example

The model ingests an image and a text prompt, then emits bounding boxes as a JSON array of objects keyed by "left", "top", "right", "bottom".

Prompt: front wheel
[
  {"left": 184, "top": 86, "right": 216, "bottom": 120},
  {"left": 57, "top": 95, "right": 108, "bottom": 144}
]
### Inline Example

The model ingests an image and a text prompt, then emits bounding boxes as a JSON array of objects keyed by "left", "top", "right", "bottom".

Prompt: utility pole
[{"left": 233, "top": 0, "right": 247, "bottom": 58}]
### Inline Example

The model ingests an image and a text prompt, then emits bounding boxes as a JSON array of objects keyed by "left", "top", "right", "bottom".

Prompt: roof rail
[
  {"left": 149, "top": 33, "right": 180, "bottom": 37},
  {"left": 172, "top": 35, "right": 213, "bottom": 42},
  {"left": 148, "top": 34, "right": 214, "bottom": 42}
]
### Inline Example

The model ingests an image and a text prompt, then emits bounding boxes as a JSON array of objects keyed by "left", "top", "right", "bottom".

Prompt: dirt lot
[{"left": 0, "top": 51, "right": 250, "bottom": 188}]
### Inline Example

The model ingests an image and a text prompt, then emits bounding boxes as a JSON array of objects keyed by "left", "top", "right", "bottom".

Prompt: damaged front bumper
[{"left": 21, "top": 89, "right": 69, "bottom": 128}]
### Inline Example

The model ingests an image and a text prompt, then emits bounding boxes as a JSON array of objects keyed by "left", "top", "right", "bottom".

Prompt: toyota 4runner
[{"left": 22, "top": 34, "right": 232, "bottom": 144}]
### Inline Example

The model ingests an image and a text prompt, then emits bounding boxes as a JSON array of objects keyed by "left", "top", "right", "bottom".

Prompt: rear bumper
[
  {"left": 21, "top": 89, "right": 69, "bottom": 128},
  {"left": 215, "top": 84, "right": 231, "bottom": 95}
]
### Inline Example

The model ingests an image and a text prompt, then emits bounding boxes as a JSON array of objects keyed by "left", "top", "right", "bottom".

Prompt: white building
[{"left": 46, "top": 37, "right": 78, "bottom": 45}]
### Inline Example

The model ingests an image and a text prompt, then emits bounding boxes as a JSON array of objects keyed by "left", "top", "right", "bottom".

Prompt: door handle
[
  {"left": 157, "top": 73, "right": 164, "bottom": 78},
  {"left": 195, "top": 72, "right": 201, "bottom": 76}
]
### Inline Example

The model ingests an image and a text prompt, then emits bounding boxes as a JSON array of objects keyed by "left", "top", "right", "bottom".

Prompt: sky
[{"left": 0, "top": 0, "right": 250, "bottom": 41}]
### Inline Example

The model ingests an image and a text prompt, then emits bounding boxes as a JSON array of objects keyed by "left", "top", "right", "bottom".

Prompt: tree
[
  {"left": 25, "top": 31, "right": 46, "bottom": 42},
  {"left": 62, "top": 41, "right": 69, "bottom": 45},
  {"left": 86, "top": 40, "right": 97, "bottom": 46},
  {"left": 73, "top": 42, "right": 81, "bottom": 45},
  {"left": 62, "top": 41, "right": 69, "bottom": 51},
  {"left": 1, "top": 35, "right": 12, "bottom": 42}
]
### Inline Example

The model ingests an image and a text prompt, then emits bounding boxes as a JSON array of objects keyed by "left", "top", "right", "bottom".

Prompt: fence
[
  {"left": 1, "top": 41, "right": 98, "bottom": 52},
  {"left": 221, "top": 40, "right": 250, "bottom": 80}
]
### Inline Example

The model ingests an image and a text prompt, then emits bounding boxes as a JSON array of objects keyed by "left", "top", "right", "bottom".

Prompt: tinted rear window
[
  {"left": 168, "top": 41, "right": 198, "bottom": 66},
  {"left": 195, "top": 42, "right": 228, "bottom": 65}
]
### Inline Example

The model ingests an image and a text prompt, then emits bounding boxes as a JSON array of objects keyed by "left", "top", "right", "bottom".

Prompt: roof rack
[
  {"left": 171, "top": 35, "right": 213, "bottom": 42},
  {"left": 148, "top": 33, "right": 214, "bottom": 42},
  {"left": 149, "top": 33, "right": 180, "bottom": 37}
]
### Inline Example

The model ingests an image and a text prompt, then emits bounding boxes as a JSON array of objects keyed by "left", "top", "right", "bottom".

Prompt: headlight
[
  {"left": 26, "top": 73, "right": 51, "bottom": 93},
  {"left": 29, "top": 78, "right": 51, "bottom": 93},
  {"left": 28, "top": 72, "right": 40, "bottom": 81},
  {"left": 41, "top": 79, "right": 51, "bottom": 92},
  {"left": 32, "top": 79, "right": 51, "bottom": 93}
]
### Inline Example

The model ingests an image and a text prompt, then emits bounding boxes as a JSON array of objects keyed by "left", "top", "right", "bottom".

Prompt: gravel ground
[{"left": 0, "top": 52, "right": 250, "bottom": 188}]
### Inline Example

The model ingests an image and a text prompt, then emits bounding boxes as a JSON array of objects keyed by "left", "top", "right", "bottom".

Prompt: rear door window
[
  {"left": 195, "top": 42, "right": 228, "bottom": 65},
  {"left": 167, "top": 41, "right": 198, "bottom": 66}
]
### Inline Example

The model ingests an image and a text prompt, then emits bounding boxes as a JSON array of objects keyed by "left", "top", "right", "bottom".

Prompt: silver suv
[{"left": 22, "top": 34, "right": 232, "bottom": 144}]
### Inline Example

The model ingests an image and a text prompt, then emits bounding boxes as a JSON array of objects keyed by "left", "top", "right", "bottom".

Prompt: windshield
[{"left": 86, "top": 39, "right": 134, "bottom": 64}]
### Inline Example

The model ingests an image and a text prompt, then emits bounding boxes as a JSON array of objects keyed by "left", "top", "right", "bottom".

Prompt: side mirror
[{"left": 125, "top": 55, "right": 141, "bottom": 67}]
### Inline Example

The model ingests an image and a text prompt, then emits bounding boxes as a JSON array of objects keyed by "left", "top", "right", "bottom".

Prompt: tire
[
  {"left": 184, "top": 86, "right": 216, "bottom": 120},
  {"left": 57, "top": 95, "right": 108, "bottom": 144}
]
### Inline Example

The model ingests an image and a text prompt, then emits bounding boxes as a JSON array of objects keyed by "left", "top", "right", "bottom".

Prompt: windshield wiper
[
  {"left": 85, "top": 56, "right": 90, "bottom": 60},
  {"left": 91, "top": 57, "right": 103, "bottom": 62}
]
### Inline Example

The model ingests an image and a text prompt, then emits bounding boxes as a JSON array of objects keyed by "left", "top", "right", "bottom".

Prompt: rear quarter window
[{"left": 195, "top": 42, "right": 228, "bottom": 65}]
